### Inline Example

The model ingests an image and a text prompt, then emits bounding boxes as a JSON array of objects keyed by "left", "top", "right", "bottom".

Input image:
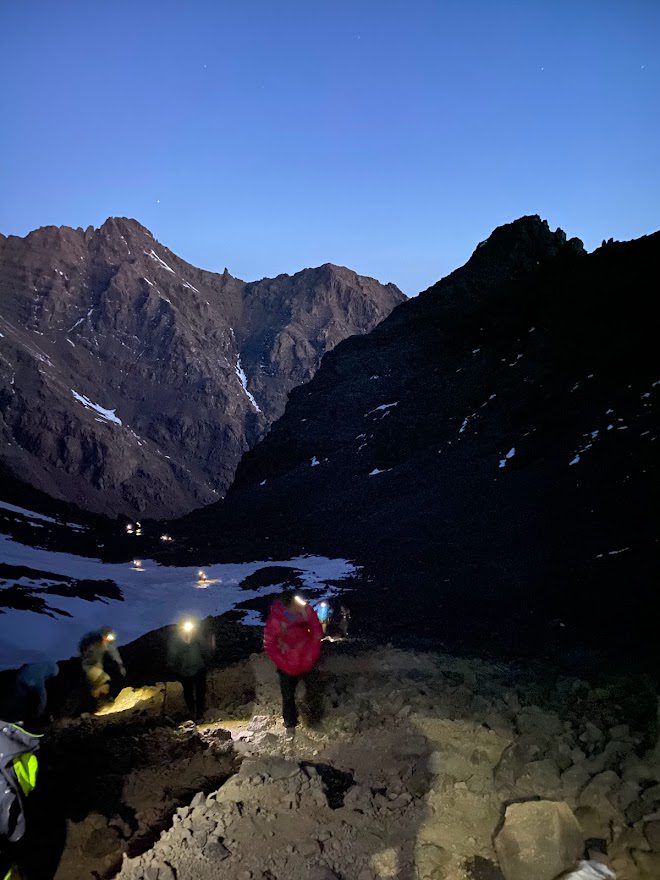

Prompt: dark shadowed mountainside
[
  {"left": 0, "top": 218, "right": 404, "bottom": 517},
  {"left": 179, "top": 217, "right": 659, "bottom": 663}
]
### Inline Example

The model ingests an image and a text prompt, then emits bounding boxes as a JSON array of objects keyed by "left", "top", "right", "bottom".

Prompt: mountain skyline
[{"left": 1, "top": 1, "right": 658, "bottom": 295}]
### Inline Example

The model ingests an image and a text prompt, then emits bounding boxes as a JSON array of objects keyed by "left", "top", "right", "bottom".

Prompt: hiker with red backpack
[{"left": 264, "top": 591, "right": 323, "bottom": 740}]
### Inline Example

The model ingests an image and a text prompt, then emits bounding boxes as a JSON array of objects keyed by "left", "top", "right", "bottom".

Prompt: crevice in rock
[{"left": 302, "top": 762, "right": 356, "bottom": 809}]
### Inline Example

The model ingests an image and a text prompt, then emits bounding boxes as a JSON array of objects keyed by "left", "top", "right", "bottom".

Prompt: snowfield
[{"left": 0, "top": 535, "right": 357, "bottom": 669}]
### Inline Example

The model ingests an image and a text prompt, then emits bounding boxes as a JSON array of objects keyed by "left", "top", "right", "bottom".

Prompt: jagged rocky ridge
[
  {"left": 181, "top": 217, "right": 659, "bottom": 662},
  {"left": 0, "top": 218, "right": 404, "bottom": 518}
]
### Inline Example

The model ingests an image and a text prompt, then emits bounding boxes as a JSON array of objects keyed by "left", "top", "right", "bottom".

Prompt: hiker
[
  {"left": 15, "top": 660, "right": 59, "bottom": 726},
  {"left": 79, "top": 627, "right": 126, "bottom": 707},
  {"left": 0, "top": 721, "right": 41, "bottom": 880},
  {"left": 167, "top": 617, "right": 215, "bottom": 721},
  {"left": 264, "top": 590, "right": 323, "bottom": 740},
  {"left": 316, "top": 600, "right": 330, "bottom": 634}
]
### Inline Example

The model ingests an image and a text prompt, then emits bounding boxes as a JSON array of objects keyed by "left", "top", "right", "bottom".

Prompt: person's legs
[
  {"left": 104, "top": 655, "right": 123, "bottom": 700},
  {"left": 181, "top": 676, "right": 195, "bottom": 717},
  {"left": 278, "top": 670, "right": 299, "bottom": 729},
  {"left": 194, "top": 669, "right": 207, "bottom": 720},
  {"left": 86, "top": 665, "right": 110, "bottom": 702}
]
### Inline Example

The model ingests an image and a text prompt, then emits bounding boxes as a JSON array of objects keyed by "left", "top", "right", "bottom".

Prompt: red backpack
[{"left": 264, "top": 601, "right": 323, "bottom": 676}]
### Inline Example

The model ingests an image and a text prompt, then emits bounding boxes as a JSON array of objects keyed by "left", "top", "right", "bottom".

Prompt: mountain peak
[
  {"left": 98, "top": 216, "right": 154, "bottom": 239},
  {"left": 471, "top": 215, "right": 584, "bottom": 263}
]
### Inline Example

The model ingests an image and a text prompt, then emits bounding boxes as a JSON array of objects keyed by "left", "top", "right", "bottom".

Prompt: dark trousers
[
  {"left": 278, "top": 669, "right": 303, "bottom": 729},
  {"left": 181, "top": 670, "right": 207, "bottom": 719}
]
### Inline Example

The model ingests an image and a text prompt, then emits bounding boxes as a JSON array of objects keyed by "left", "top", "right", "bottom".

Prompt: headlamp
[
  {"left": 105, "top": 632, "right": 117, "bottom": 642},
  {"left": 181, "top": 619, "right": 196, "bottom": 634}
]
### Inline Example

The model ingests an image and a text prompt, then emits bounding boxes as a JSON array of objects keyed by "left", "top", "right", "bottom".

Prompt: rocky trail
[{"left": 19, "top": 643, "right": 660, "bottom": 880}]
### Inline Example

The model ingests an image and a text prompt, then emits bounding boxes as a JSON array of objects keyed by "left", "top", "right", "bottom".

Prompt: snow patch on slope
[
  {"left": 235, "top": 356, "right": 261, "bottom": 412},
  {"left": 499, "top": 447, "right": 516, "bottom": 469},
  {"left": 0, "top": 500, "right": 86, "bottom": 531},
  {"left": 71, "top": 390, "right": 122, "bottom": 425},
  {"left": 366, "top": 402, "right": 399, "bottom": 416},
  {"left": 145, "top": 250, "right": 175, "bottom": 274}
]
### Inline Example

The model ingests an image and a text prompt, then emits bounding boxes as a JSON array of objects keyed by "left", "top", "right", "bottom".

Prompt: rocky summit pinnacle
[{"left": 0, "top": 219, "right": 404, "bottom": 517}]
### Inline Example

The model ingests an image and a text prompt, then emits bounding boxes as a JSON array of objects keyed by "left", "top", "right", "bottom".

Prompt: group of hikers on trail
[
  {"left": 8, "top": 595, "right": 348, "bottom": 725},
  {"left": 1, "top": 592, "right": 349, "bottom": 877}
]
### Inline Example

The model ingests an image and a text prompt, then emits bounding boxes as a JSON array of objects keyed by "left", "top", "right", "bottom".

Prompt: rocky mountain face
[
  {"left": 183, "top": 217, "right": 659, "bottom": 662},
  {"left": 0, "top": 218, "right": 403, "bottom": 517}
]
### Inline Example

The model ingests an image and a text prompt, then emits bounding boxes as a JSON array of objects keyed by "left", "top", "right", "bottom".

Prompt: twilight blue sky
[{"left": 1, "top": 1, "right": 658, "bottom": 294}]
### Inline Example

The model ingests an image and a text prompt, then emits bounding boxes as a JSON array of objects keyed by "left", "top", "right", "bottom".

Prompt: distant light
[
  {"left": 125, "top": 525, "right": 134, "bottom": 534},
  {"left": 294, "top": 595, "right": 306, "bottom": 607},
  {"left": 133, "top": 559, "right": 143, "bottom": 569},
  {"left": 160, "top": 534, "right": 173, "bottom": 543},
  {"left": 320, "top": 601, "right": 328, "bottom": 607},
  {"left": 135, "top": 528, "right": 143, "bottom": 536},
  {"left": 181, "top": 619, "right": 195, "bottom": 634},
  {"left": 198, "top": 569, "right": 207, "bottom": 580}
]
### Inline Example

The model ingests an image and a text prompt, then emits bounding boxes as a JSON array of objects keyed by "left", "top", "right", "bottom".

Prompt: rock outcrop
[
  {"left": 494, "top": 800, "right": 583, "bottom": 880},
  {"left": 0, "top": 218, "right": 404, "bottom": 517}
]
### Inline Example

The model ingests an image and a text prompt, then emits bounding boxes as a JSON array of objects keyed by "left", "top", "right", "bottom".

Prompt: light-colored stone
[
  {"left": 370, "top": 847, "right": 399, "bottom": 877},
  {"left": 494, "top": 800, "right": 583, "bottom": 880},
  {"left": 414, "top": 842, "right": 451, "bottom": 879},
  {"left": 644, "top": 820, "right": 660, "bottom": 852},
  {"left": 632, "top": 848, "right": 660, "bottom": 875},
  {"left": 515, "top": 758, "right": 563, "bottom": 799},
  {"left": 427, "top": 748, "right": 473, "bottom": 781}
]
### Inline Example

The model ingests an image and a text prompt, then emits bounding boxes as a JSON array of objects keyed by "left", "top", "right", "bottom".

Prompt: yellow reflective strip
[
  {"left": 12, "top": 753, "right": 38, "bottom": 796},
  {"left": 6, "top": 723, "right": 42, "bottom": 738}
]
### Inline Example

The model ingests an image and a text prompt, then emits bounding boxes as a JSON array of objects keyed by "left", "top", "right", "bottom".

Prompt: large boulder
[{"left": 494, "top": 800, "right": 584, "bottom": 880}]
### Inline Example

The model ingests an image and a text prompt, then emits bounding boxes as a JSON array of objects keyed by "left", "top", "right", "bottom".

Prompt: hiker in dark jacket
[
  {"left": 15, "top": 661, "right": 59, "bottom": 726},
  {"left": 167, "top": 618, "right": 215, "bottom": 721},
  {"left": 79, "top": 627, "right": 126, "bottom": 707}
]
